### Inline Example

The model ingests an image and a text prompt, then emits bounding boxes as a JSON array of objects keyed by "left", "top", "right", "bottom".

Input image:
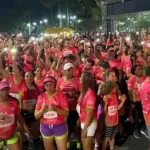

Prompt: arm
[
  {"left": 56, "top": 56, "right": 62, "bottom": 71},
  {"left": 118, "top": 101, "right": 124, "bottom": 110},
  {"left": 97, "top": 83, "right": 103, "bottom": 96},
  {"left": 52, "top": 106, "right": 69, "bottom": 117},
  {"left": 84, "top": 108, "right": 94, "bottom": 129},
  {"left": 17, "top": 113, "right": 30, "bottom": 136},
  {"left": 34, "top": 109, "right": 44, "bottom": 120},
  {"left": 118, "top": 94, "right": 126, "bottom": 110},
  {"left": 44, "top": 50, "right": 51, "bottom": 69},
  {"left": 103, "top": 96, "right": 108, "bottom": 113},
  {"left": 11, "top": 58, "right": 22, "bottom": 85},
  {"left": 0, "top": 54, "right": 9, "bottom": 78}
]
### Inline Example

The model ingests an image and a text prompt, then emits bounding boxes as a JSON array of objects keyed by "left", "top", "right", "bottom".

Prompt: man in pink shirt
[
  {"left": 140, "top": 67, "right": 150, "bottom": 147},
  {"left": 56, "top": 63, "right": 81, "bottom": 149}
]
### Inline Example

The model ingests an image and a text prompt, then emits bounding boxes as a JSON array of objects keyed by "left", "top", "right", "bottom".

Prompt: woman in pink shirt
[
  {"left": 22, "top": 46, "right": 34, "bottom": 72},
  {"left": 0, "top": 82, "right": 30, "bottom": 150},
  {"left": 35, "top": 76, "right": 69, "bottom": 150},
  {"left": 11, "top": 57, "right": 42, "bottom": 150},
  {"left": 128, "top": 64, "right": 146, "bottom": 139},
  {"left": 46, "top": 60, "right": 61, "bottom": 80},
  {"left": 34, "top": 67, "right": 45, "bottom": 93},
  {"left": 77, "top": 72, "right": 97, "bottom": 150}
]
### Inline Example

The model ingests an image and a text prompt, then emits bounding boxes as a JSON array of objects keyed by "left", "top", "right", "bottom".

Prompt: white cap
[{"left": 63, "top": 63, "right": 74, "bottom": 70}]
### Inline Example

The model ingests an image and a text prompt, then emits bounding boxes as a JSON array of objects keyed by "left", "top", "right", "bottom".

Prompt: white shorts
[{"left": 81, "top": 121, "right": 98, "bottom": 136}]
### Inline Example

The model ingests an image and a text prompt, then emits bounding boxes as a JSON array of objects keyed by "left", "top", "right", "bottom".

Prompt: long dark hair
[
  {"left": 80, "top": 72, "right": 95, "bottom": 104},
  {"left": 131, "top": 64, "right": 143, "bottom": 75}
]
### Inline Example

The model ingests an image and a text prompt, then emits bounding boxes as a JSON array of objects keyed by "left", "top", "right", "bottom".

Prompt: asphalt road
[
  {"left": 3, "top": 122, "right": 150, "bottom": 150},
  {"left": 3, "top": 135, "right": 149, "bottom": 150}
]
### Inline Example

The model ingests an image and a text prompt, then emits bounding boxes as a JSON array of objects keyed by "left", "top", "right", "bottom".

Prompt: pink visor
[
  {"left": 0, "top": 82, "right": 10, "bottom": 90},
  {"left": 44, "top": 77, "right": 56, "bottom": 84}
]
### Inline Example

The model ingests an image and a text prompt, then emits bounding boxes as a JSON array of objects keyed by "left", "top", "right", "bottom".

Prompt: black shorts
[
  {"left": 67, "top": 110, "right": 79, "bottom": 128},
  {"left": 104, "top": 125, "right": 118, "bottom": 137},
  {"left": 21, "top": 110, "right": 36, "bottom": 125}
]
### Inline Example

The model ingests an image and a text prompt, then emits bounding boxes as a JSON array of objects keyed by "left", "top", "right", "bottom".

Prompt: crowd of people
[{"left": 0, "top": 31, "right": 150, "bottom": 150}]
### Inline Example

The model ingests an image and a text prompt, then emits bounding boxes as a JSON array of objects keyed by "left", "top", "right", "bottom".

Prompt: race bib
[
  {"left": 137, "top": 83, "right": 142, "bottom": 92},
  {"left": 76, "top": 104, "right": 80, "bottom": 115},
  {"left": 0, "top": 114, "right": 15, "bottom": 128},
  {"left": 9, "top": 93, "right": 19, "bottom": 100},
  {"left": 44, "top": 111, "right": 58, "bottom": 119},
  {"left": 108, "top": 106, "right": 117, "bottom": 116},
  {"left": 23, "top": 99, "right": 36, "bottom": 110}
]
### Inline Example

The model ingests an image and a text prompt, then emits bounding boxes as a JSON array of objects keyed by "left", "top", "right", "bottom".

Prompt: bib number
[
  {"left": 108, "top": 106, "right": 117, "bottom": 116},
  {"left": 137, "top": 83, "right": 141, "bottom": 92},
  {"left": 9, "top": 93, "right": 19, "bottom": 100},
  {"left": 44, "top": 111, "right": 58, "bottom": 119},
  {"left": 0, "top": 114, "right": 15, "bottom": 128},
  {"left": 23, "top": 99, "right": 36, "bottom": 110},
  {"left": 76, "top": 104, "right": 80, "bottom": 115}
]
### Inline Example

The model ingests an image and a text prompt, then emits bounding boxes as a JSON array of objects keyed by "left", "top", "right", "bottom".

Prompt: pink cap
[
  {"left": 0, "top": 82, "right": 10, "bottom": 90},
  {"left": 44, "top": 77, "right": 56, "bottom": 84}
]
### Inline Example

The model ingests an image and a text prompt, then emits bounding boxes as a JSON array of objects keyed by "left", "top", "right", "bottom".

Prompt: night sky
[{"left": 0, "top": 0, "right": 14, "bottom": 16}]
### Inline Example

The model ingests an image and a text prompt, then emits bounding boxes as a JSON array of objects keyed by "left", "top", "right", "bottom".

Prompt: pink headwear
[
  {"left": 44, "top": 76, "right": 56, "bottom": 84},
  {"left": 0, "top": 82, "right": 10, "bottom": 90}
]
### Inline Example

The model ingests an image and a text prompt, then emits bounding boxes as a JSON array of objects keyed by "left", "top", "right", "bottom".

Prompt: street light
[
  {"left": 77, "top": 20, "right": 82, "bottom": 23},
  {"left": 70, "top": 16, "right": 76, "bottom": 20},
  {"left": 44, "top": 19, "right": 48, "bottom": 23},
  {"left": 57, "top": 14, "right": 66, "bottom": 27},
  {"left": 58, "top": 15, "right": 60, "bottom": 18},
  {"left": 33, "top": 22, "right": 37, "bottom": 26},
  {"left": 40, "top": 21, "right": 43, "bottom": 24},
  {"left": 70, "top": 16, "right": 77, "bottom": 30},
  {"left": 62, "top": 15, "right": 66, "bottom": 19},
  {"left": 27, "top": 23, "right": 31, "bottom": 35}
]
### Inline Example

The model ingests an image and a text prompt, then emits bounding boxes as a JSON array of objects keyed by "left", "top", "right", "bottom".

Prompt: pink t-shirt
[
  {"left": 47, "top": 69, "right": 60, "bottom": 80},
  {"left": 0, "top": 98, "right": 20, "bottom": 141},
  {"left": 121, "top": 55, "right": 132, "bottom": 74},
  {"left": 7, "top": 74, "right": 19, "bottom": 99},
  {"left": 56, "top": 77, "right": 81, "bottom": 110},
  {"left": 93, "top": 66, "right": 104, "bottom": 84},
  {"left": 74, "top": 67, "right": 82, "bottom": 78},
  {"left": 101, "top": 52, "right": 108, "bottom": 61},
  {"left": 109, "top": 60, "right": 122, "bottom": 70},
  {"left": 34, "top": 77, "right": 45, "bottom": 93},
  {"left": 77, "top": 89, "right": 97, "bottom": 123},
  {"left": 140, "top": 80, "right": 150, "bottom": 126},
  {"left": 128, "top": 75, "right": 146, "bottom": 101},
  {"left": 22, "top": 55, "right": 33, "bottom": 71},
  {"left": 35, "top": 92, "right": 68, "bottom": 125},
  {"left": 106, "top": 39, "right": 114, "bottom": 46},
  {"left": 104, "top": 93, "right": 118, "bottom": 127},
  {"left": 18, "top": 80, "right": 40, "bottom": 110}
]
